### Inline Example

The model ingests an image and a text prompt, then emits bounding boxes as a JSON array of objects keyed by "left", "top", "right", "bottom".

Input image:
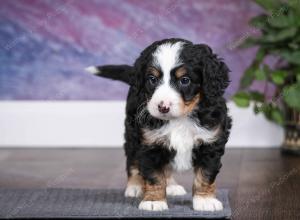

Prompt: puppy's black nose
[{"left": 158, "top": 103, "right": 170, "bottom": 114}]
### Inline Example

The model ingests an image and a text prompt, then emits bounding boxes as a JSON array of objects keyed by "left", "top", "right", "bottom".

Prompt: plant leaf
[
  {"left": 271, "top": 70, "right": 287, "bottom": 85},
  {"left": 283, "top": 83, "right": 300, "bottom": 111},
  {"left": 254, "top": 0, "right": 281, "bottom": 12},
  {"left": 250, "top": 14, "right": 268, "bottom": 28},
  {"left": 287, "top": 1, "right": 300, "bottom": 18},
  {"left": 270, "top": 107, "right": 284, "bottom": 125},
  {"left": 260, "top": 104, "right": 273, "bottom": 122},
  {"left": 238, "top": 37, "right": 259, "bottom": 49},
  {"left": 259, "top": 104, "right": 284, "bottom": 125},
  {"left": 288, "top": 42, "right": 299, "bottom": 50},
  {"left": 239, "top": 48, "right": 266, "bottom": 89},
  {"left": 267, "top": 8, "right": 294, "bottom": 28},
  {"left": 240, "top": 65, "right": 256, "bottom": 89},
  {"left": 254, "top": 68, "right": 267, "bottom": 80},
  {"left": 255, "top": 48, "right": 266, "bottom": 62},
  {"left": 294, "top": 34, "right": 300, "bottom": 43},
  {"left": 280, "top": 51, "right": 300, "bottom": 65},
  {"left": 249, "top": 91, "right": 265, "bottom": 102},
  {"left": 254, "top": 103, "right": 260, "bottom": 114},
  {"left": 232, "top": 92, "right": 251, "bottom": 107},
  {"left": 260, "top": 27, "right": 297, "bottom": 43}
]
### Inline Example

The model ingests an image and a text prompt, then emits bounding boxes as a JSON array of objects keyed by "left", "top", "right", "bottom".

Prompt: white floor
[{"left": 0, "top": 101, "right": 284, "bottom": 148}]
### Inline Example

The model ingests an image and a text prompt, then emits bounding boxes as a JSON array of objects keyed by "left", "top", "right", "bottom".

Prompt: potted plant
[{"left": 232, "top": 0, "right": 300, "bottom": 154}]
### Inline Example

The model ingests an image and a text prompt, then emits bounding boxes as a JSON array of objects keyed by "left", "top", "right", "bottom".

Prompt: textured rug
[{"left": 0, "top": 188, "right": 231, "bottom": 219}]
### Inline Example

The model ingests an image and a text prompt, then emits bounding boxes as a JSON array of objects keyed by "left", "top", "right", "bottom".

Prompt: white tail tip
[{"left": 85, "top": 66, "right": 100, "bottom": 74}]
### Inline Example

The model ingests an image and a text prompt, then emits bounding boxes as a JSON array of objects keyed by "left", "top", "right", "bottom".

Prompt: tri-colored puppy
[{"left": 86, "top": 38, "right": 231, "bottom": 212}]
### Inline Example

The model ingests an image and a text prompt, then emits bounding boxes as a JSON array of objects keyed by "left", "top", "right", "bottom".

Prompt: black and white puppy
[{"left": 86, "top": 38, "right": 231, "bottom": 212}]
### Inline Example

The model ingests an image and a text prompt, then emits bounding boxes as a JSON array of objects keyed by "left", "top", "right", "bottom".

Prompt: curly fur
[{"left": 87, "top": 38, "right": 232, "bottom": 208}]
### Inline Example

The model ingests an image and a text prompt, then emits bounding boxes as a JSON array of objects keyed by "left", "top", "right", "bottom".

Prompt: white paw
[
  {"left": 166, "top": 184, "right": 187, "bottom": 196},
  {"left": 193, "top": 196, "right": 223, "bottom": 211},
  {"left": 124, "top": 185, "right": 143, "bottom": 197},
  {"left": 138, "top": 200, "right": 168, "bottom": 211}
]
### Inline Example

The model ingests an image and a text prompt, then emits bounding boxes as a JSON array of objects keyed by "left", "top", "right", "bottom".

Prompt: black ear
[{"left": 194, "top": 44, "right": 230, "bottom": 100}]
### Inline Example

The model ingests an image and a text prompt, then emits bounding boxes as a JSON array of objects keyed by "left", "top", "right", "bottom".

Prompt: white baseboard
[{"left": 0, "top": 101, "right": 284, "bottom": 148}]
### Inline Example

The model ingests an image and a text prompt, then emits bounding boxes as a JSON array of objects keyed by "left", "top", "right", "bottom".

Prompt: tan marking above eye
[
  {"left": 147, "top": 67, "right": 160, "bottom": 77},
  {"left": 175, "top": 66, "right": 187, "bottom": 79}
]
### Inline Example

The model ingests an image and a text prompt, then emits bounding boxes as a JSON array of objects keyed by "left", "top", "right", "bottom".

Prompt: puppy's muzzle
[{"left": 158, "top": 101, "right": 170, "bottom": 114}]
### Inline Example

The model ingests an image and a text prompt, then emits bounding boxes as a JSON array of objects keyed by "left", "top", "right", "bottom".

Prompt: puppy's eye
[
  {"left": 147, "top": 74, "right": 158, "bottom": 85},
  {"left": 179, "top": 76, "right": 191, "bottom": 86}
]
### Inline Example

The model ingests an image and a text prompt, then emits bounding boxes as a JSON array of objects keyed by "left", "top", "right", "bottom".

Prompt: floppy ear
[{"left": 193, "top": 44, "right": 230, "bottom": 100}]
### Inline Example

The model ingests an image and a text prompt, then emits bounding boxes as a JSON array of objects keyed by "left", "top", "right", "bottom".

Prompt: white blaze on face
[{"left": 147, "top": 42, "right": 185, "bottom": 120}]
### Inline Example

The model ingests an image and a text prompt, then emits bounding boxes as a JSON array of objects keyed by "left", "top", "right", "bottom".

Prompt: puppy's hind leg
[{"left": 125, "top": 166, "right": 144, "bottom": 198}]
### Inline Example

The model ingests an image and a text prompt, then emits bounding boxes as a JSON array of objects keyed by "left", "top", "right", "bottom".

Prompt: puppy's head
[{"left": 134, "top": 38, "right": 229, "bottom": 120}]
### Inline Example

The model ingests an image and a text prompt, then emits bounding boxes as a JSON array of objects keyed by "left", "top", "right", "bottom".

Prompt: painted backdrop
[{"left": 0, "top": 0, "right": 261, "bottom": 100}]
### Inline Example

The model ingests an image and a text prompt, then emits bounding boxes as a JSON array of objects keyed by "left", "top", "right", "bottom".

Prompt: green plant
[{"left": 233, "top": 0, "right": 300, "bottom": 125}]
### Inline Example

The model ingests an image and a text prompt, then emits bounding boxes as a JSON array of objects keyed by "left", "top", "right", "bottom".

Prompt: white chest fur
[{"left": 142, "top": 118, "right": 219, "bottom": 172}]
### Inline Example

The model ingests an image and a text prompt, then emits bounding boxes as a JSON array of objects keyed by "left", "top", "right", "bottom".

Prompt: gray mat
[{"left": 0, "top": 188, "right": 231, "bottom": 219}]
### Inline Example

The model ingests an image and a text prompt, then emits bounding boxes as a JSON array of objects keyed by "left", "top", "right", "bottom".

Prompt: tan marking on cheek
[
  {"left": 179, "top": 92, "right": 202, "bottom": 115},
  {"left": 143, "top": 172, "right": 167, "bottom": 201},
  {"left": 147, "top": 67, "right": 160, "bottom": 77},
  {"left": 175, "top": 66, "right": 187, "bottom": 79},
  {"left": 193, "top": 168, "right": 216, "bottom": 197}
]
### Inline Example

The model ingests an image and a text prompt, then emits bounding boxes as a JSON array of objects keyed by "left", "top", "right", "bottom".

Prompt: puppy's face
[
  {"left": 144, "top": 42, "right": 202, "bottom": 120},
  {"left": 135, "top": 39, "right": 229, "bottom": 121}
]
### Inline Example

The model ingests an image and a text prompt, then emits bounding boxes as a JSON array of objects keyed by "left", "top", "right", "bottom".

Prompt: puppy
[{"left": 86, "top": 38, "right": 231, "bottom": 211}]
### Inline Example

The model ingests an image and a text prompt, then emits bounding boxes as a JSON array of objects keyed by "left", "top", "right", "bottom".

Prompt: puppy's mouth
[{"left": 151, "top": 112, "right": 176, "bottom": 121}]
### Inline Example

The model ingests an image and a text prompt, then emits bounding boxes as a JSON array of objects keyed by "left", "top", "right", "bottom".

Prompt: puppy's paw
[
  {"left": 124, "top": 185, "right": 143, "bottom": 197},
  {"left": 138, "top": 200, "right": 168, "bottom": 211},
  {"left": 166, "top": 184, "right": 187, "bottom": 196},
  {"left": 193, "top": 196, "right": 223, "bottom": 211}
]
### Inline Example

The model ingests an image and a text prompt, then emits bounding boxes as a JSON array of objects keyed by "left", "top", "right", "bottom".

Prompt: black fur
[
  {"left": 90, "top": 38, "right": 232, "bottom": 186},
  {"left": 91, "top": 64, "right": 134, "bottom": 85}
]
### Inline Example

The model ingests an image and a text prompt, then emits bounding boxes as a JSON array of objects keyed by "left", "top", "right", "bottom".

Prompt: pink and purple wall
[{"left": 0, "top": 0, "right": 261, "bottom": 100}]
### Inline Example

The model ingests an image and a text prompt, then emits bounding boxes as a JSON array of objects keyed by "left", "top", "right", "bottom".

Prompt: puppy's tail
[{"left": 85, "top": 65, "right": 134, "bottom": 85}]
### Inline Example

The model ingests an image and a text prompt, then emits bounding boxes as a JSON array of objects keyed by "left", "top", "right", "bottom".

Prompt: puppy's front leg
[
  {"left": 125, "top": 166, "right": 144, "bottom": 198},
  {"left": 192, "top": 143, "right": 224, "bottom": 211},
  {"left": 165, "top": 166, "right": 187, "bottom": 196},
  {"left": 137, "top": 146, "right": 173, "bottom": 211},
  {"left": 192, "top": 168, "right": 223, "bottom": 211},
  {"left": 138, "top": 172, "right": 168, "bottom": 211}
]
